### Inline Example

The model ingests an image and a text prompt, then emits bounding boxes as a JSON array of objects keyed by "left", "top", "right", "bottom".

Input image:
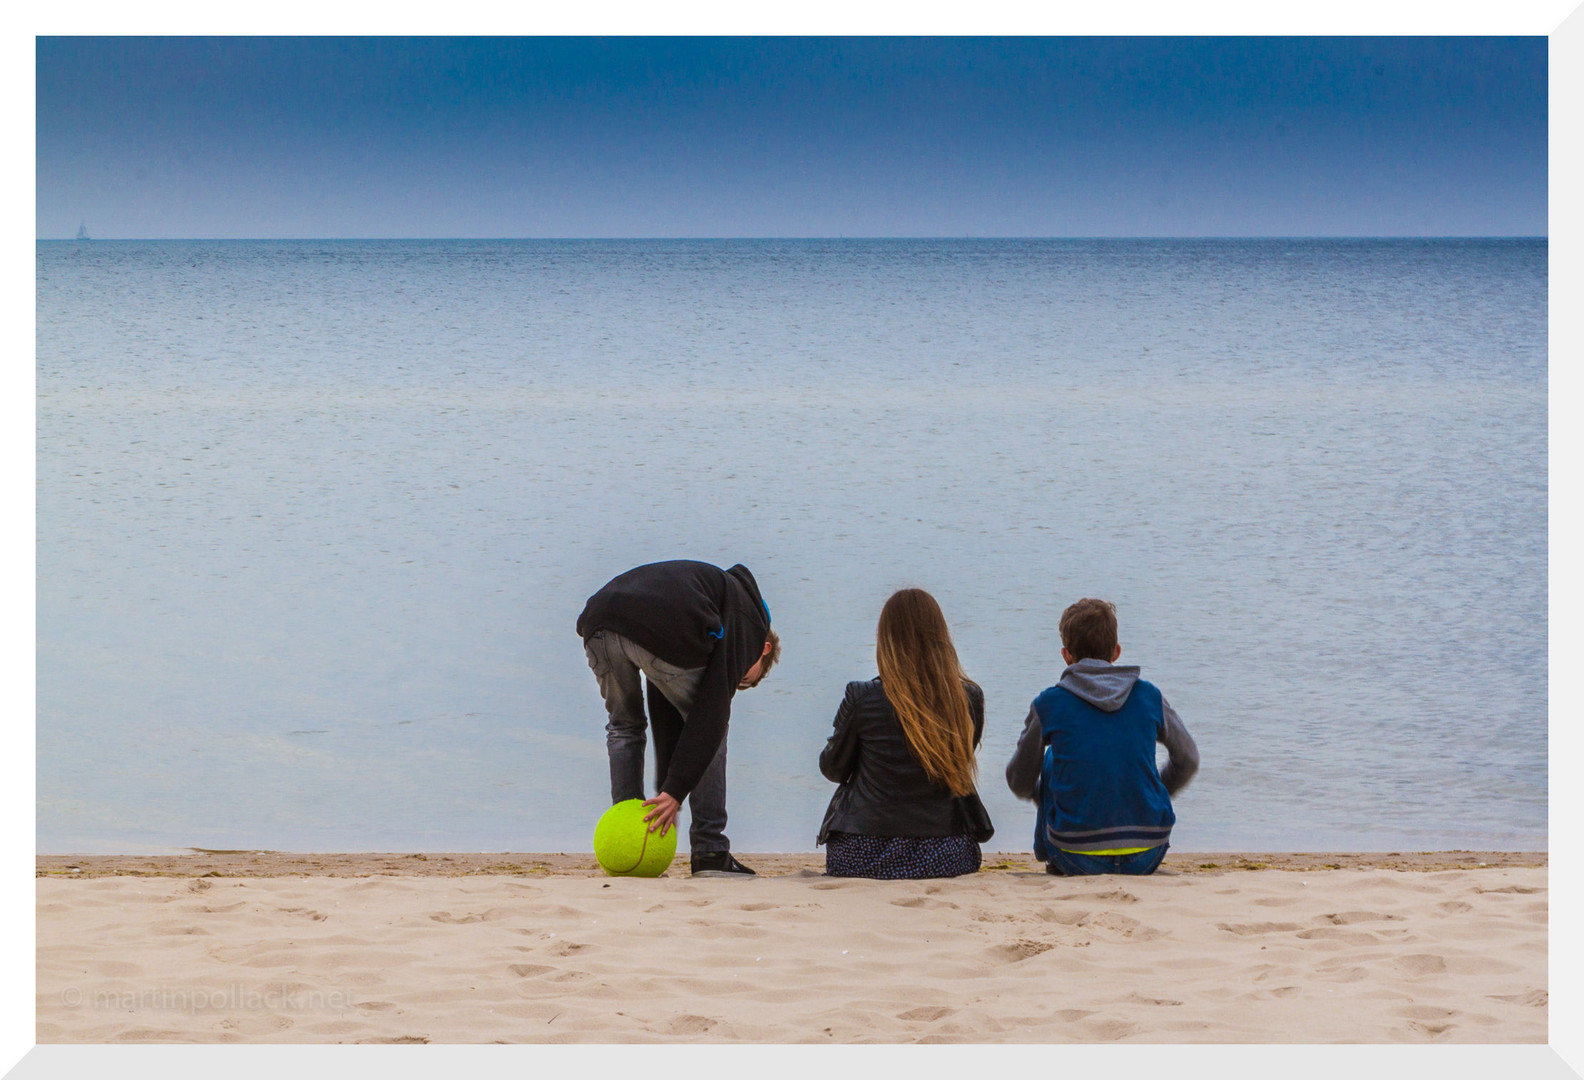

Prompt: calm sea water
[{"left": 36, "top": 239, "right": 1547, "bottom": 854}]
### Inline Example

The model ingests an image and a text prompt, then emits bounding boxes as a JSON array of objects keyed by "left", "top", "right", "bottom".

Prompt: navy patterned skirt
[{"left": 824, "top": 831, "right": 982, "bottom": 880}]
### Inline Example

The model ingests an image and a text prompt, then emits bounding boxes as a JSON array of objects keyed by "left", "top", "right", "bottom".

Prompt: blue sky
[{"left": 36, "top": 36, "right": 1547, "bottom": 238}]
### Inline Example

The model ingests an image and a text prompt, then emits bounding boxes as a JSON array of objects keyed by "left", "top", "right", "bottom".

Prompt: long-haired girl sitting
[{"left": 817, "top": 588, "right": 994, "bottom": 879}]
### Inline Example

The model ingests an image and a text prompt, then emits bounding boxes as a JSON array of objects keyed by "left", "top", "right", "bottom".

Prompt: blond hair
[{"left": 874, "top": 589, "right": 979, "bottom": 797}]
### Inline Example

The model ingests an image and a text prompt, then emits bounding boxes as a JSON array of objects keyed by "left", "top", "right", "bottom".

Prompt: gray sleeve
[
  {"left": 1157, "top": 696, "right": 1200, "bottom": 795},
  {"left": 1005, "top": 705, "right": 1044, "bottom": 801}
]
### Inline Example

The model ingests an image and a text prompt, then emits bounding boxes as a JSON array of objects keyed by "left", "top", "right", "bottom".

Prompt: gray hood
[{"left": 1057, "top": 658, "right": 1140, "bottom": 712}]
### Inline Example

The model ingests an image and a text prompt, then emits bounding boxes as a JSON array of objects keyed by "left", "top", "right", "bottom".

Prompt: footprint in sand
[
  {"left": 549, "top": 941, "right": 592, "bottom": 957},
  {"left": 1446, "top": 956, "right": 1523, "bottom": 976},
  {"left": 990, "top": 939, "right": 1055, "bottom": 962},
  {"left": 663, "top": 1014, "right": 717, "bottom": 1035},
  {"left": 354, "top": 1000, "right": 398, "bottom": 1011},
  {"left": 1295, "top": 927, "right": 1379, "bottom": 944},
  {"left": 1122, "top": 992, "right": 1183, "bottom": 1006},
  {"left": 1475, "top": 885, "right": 1542, "bottom": 895},
  {"left": 537, "top": 905, "right": 586, "bottom": 918},
  {"left": 1488, "top": 989, "right": 1547, "bottom": 1007},
  {"left": 1216, "top": 921, "right": 1301, "bottom": 936},
  {"left": 1088, "top": 912, "right": 1163, "bottom": 940},
  {"left": 94, "top": 960, "right": 144, "bottom": 977},
  {"left": 112, "top": 1028, "right": 185, "bottom": 1042},
  {"left": 508, "top": 964, "right": 556, "bottom": 978},
  {"left": 358, "top": 1035, "right": 430, "bottom": 1044},
  {"left": 1317, "top": 911, "right": 1402, "bottom": 924},
  {"left": 1085, "top": 1018, "right": 1136, "bottom": 1041},
  {"left": 1437, "top": 901, "right": 1474, "bottom": 914},
  {"left": 1397, "top": 1005, "right": 1460, "bottom": 1020},
  {"left": 897, "top": 1006, "right": 954, "bottom": 1022},
  {"left": 1073, "top": 889, "right": 1139, "bottom": 904},
  {"left": 1319, "top": 966, "right": 1370, "bottom": 984},
  {"left": 428, "top": 910, "right": 497, "bottom": 924},
  {"left": 1394, "top": 954, "right": 1448, "bottom": 975},
  {"left": 280, "top": 907, "right": 328, "bottom": 922},
  {"left": 737, "top": 902, "right": 780, "bottom": 911}
]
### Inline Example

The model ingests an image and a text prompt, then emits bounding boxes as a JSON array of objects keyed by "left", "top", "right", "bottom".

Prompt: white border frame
[{"left": 11, "top": 5, "right": 1578, "bottom": 1077}]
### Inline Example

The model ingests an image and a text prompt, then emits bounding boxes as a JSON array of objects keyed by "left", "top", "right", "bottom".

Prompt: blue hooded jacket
[{"left": 1026, "top": 660, "right": 1194, "bottom": 858}]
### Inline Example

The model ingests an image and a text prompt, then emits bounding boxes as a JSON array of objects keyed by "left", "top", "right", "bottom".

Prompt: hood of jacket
[
  {"left": 725, "top": 563, "right": 771, "bottom": 636},
  {"left": 1057, "top": 658, "right": 1141, "bottom": 712}
]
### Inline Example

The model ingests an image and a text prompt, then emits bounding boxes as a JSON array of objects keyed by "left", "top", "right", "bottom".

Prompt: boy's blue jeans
[{"left": 1046, "top": 843, "right": 1168, "bottom": 876}]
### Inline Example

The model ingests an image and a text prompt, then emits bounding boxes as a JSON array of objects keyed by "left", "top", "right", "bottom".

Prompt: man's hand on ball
[{"left": 641, "top": 793, "right": 681, "bottom": 836}]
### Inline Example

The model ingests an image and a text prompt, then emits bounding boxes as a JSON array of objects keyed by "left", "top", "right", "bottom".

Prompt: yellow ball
[{"left": 593, "top": 798, "right": 677, "bottom": 877}]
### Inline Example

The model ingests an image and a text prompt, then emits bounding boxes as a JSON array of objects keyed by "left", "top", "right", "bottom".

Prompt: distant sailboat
[{"left": 75, "top": 223, "right": 90, "bottom": 241}]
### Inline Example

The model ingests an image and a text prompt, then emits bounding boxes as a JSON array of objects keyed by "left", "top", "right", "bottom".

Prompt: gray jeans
[{"left": 583, "top": 630, "right": 730, "bottom": 853}]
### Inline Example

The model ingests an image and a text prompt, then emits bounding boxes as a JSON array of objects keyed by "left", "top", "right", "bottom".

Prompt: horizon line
[{"left": 36, "top": 234, "right": 1551, "bottom": 243}]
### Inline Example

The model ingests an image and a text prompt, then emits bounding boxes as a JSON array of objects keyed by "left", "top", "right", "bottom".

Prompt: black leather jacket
[{"left": 817, "top": 678, "right": 995, "bottom": 845}]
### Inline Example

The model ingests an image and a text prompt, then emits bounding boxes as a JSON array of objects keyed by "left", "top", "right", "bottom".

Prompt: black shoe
[{"left": 691, "top": 851, "right": 756, "bottom": 878}]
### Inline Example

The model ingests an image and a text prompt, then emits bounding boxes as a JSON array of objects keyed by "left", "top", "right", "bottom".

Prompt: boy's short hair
[{"left": 1059, "top": 598, "right": 1118, "bottom": 662}]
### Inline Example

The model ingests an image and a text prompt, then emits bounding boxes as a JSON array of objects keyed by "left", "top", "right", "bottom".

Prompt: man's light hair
[{"left": 745, "top": 628, "right": 782, "bottom": 686}]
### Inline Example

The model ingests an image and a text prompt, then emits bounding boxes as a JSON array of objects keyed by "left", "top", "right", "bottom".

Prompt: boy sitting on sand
[{"left": 1005, "top": 598, "right": 1199, "bottom": 876}]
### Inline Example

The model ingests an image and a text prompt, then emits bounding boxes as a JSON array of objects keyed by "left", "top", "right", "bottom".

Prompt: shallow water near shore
[{"left": 36, "top": 238, "right": 1546, "bottom": 854}]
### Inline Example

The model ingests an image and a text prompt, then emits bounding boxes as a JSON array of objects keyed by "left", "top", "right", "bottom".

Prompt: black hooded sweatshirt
[{"left": 576, "top": 560, "right": 771, "bottom": 801}]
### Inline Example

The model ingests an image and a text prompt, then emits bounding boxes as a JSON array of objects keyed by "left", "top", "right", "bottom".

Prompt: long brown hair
[{"left": 875, "top": 588, "right": 979, "bottom": 797}]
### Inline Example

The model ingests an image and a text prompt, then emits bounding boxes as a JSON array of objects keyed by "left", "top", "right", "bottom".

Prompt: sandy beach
[{"left": 36, "top": 852, "right": 1546, "bottom": 1044}]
